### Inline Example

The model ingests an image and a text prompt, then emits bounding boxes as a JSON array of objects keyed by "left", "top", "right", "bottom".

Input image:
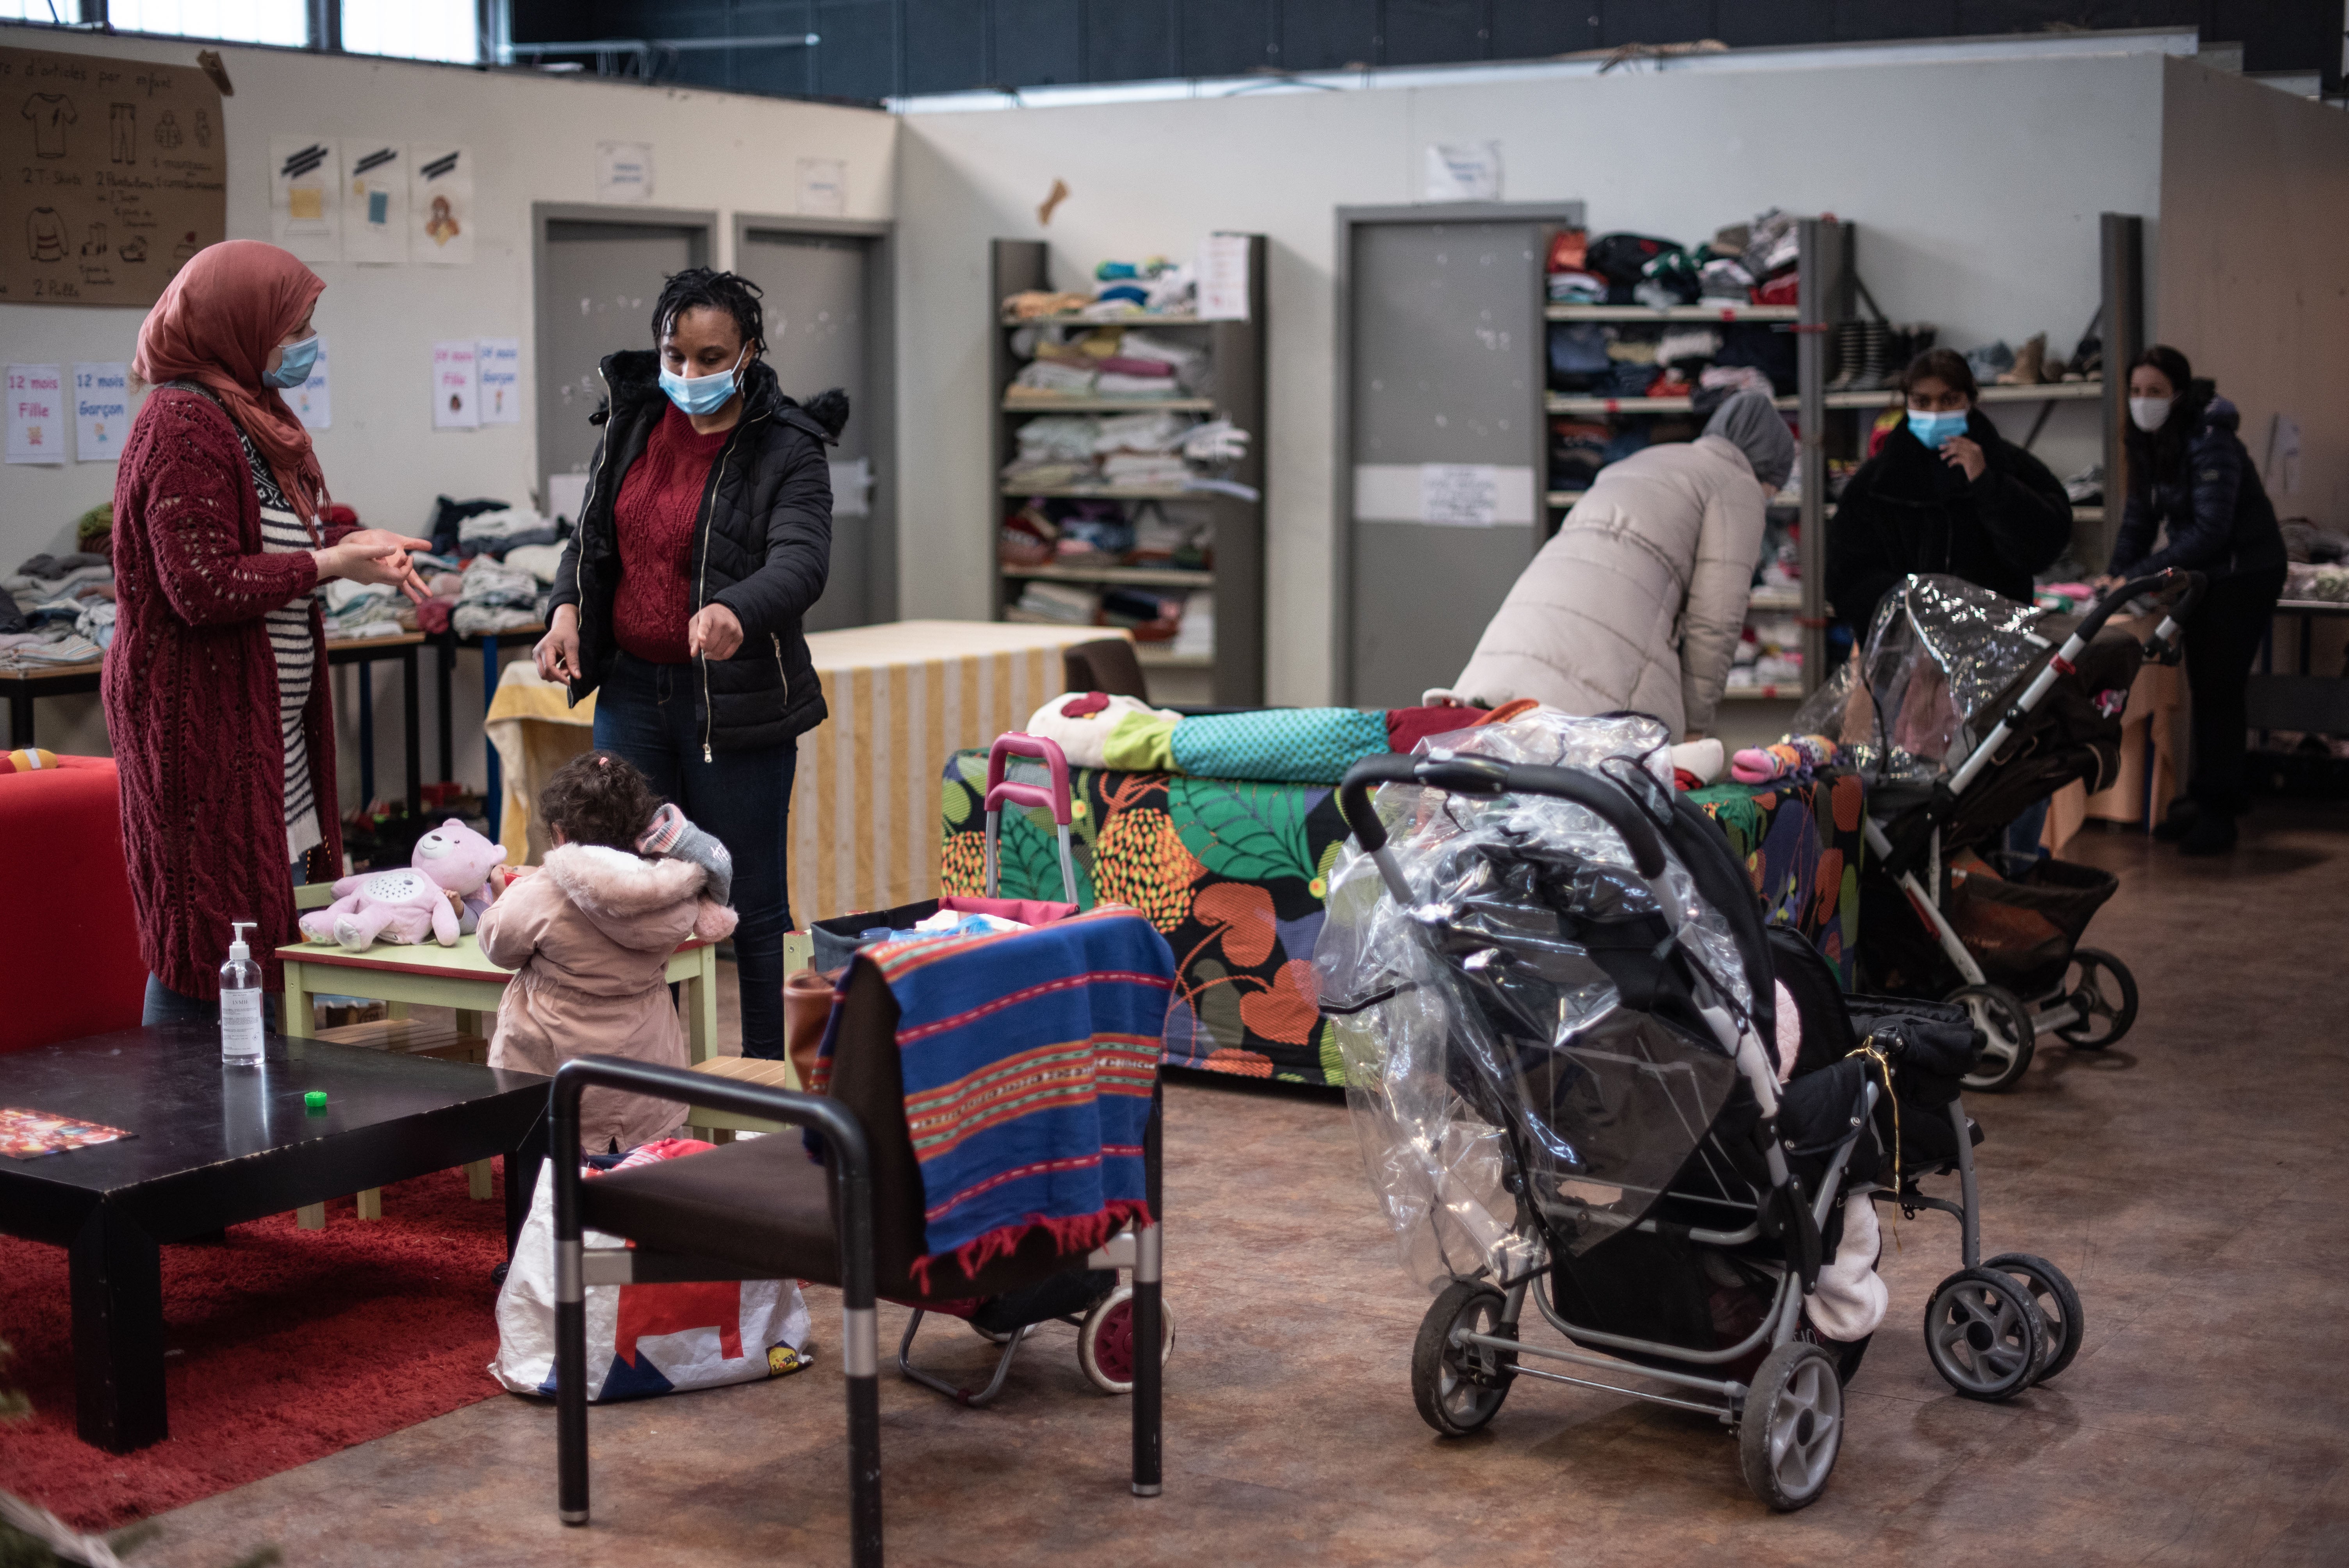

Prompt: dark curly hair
[
  {"left": 1900, "top": 346, "right": 1978, "bottom": 405},
  {"left": 540, "top": 750, "right": 661, "bottom": 852},
  {"left": 652, "top": 267, "right": 766, "bottom": 357}
]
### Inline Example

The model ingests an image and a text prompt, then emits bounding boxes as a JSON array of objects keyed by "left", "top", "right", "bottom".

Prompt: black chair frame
[{"left": 547, "top": 1055, "right": 1165, "bottom": 1568}]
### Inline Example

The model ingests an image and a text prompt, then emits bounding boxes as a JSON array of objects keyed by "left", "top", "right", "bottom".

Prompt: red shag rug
[{"left": 1, "top": 1163, "right": 513, "bottom": 1530}]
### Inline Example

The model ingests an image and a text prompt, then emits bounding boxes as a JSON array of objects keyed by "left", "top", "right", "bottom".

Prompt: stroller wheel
[
  {"left": 1411, "top": 1282, "right": 1515, "bottom": 1437},
  {"left": 1923, "top": 1267, "right": 2044, "bottom": 1400},
  {"left": 1984, "top": 1252, "right": 2085, "bottom": 1384},
  {"left": 1950, "top": 983, "right": 2035, "bottom": 1092},
  {"left": 2051, "top": 948, "right": 2139, "bottom": 1050},
  {"left": 1077, "top": 1285, "right": 1174, "bottom": 1395},
  {"left": 1738, "top": 1342, "right": 1843, "bottom": 1511}
]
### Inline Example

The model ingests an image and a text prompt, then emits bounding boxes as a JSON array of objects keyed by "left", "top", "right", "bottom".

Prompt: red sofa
[{"left": 2, "top": 757, "right": 146, "bottom": 1049}]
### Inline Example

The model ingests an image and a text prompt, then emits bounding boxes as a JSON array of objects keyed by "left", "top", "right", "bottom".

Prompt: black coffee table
[{"left": 0, "top": 1025, "right": 549, "bottom": 1453}]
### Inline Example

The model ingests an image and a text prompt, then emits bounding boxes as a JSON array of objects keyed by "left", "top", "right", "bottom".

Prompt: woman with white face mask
[
  {"left": 536, "top": 267, "right": 849, "bottom": 1058},
  {"left": 1825, "top": 347, "right": 2073, "bottom": 640},
  {"left": 2101, "top": 344, "right": 2287, "bottom": 855}
]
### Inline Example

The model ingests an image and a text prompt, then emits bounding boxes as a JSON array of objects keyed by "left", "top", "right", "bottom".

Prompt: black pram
[{"left": 1319, "top": 711, "right": 2082, "bottom": 1511}]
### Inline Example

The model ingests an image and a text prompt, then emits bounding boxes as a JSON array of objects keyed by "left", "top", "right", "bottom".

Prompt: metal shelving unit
[{"left": 991, "top": 237, "right": 1266, "bottom": 704}]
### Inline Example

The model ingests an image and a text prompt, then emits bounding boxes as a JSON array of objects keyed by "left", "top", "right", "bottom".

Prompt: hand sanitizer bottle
[{"left": 220, "top": 921, "right": 265, "bottom": 1067}]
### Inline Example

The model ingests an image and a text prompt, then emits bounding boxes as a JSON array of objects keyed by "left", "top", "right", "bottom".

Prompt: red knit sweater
[
  {"left": 613, "top": 404, "right": 729, "bottom": 663},
  {"left": 104, "top": 390, "right": 351, "bottom": 998}
]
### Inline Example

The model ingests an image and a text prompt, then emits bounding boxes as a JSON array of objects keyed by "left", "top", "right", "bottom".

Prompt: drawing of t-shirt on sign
[
  {"left": 27, "top": 208, "right": 68, "bottom": 263},
  {"left": 23, "top": 94, "right": 76, "bottom": 159},
  {"left": 109, "top": 103, "right": 135, "bottom": 164}
]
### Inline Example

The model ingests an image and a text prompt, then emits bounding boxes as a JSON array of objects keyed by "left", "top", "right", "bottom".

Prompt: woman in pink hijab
[{"left": 107, "top": 239, "right": 429, "bottom": 1025}]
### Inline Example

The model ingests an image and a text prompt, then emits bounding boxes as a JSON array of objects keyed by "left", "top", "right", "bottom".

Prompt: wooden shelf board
[
  {"left": 1002, "top": 564, "right": 1214, "bottom": 587},
  {"left": 1545, "top": 303, "right": 1798, "bottom": 322},
  {"left": 1003, "top": 396, "right": 1216, "bottom": 413},
  {"left": 1135, "top": 650, "right": 1213, "bottom": 668}
]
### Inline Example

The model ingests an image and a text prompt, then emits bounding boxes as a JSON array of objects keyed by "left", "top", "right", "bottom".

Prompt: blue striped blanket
[{"left": 820, "top": 909, "right": 1173, "bottom": 1294}]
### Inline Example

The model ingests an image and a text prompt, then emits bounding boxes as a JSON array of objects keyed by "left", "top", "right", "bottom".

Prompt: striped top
[{"left": 167, "top": 382, "right": 322, "bottom": 863}]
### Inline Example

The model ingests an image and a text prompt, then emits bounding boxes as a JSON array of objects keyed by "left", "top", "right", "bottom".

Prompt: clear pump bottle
[{"left": 220, "top": 920, "right": 264, "bottom": 1067}]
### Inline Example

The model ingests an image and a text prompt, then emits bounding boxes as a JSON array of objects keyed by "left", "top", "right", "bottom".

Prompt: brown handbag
[{"left": 783, "top": 967, "right": 840, "bottom": 1089}]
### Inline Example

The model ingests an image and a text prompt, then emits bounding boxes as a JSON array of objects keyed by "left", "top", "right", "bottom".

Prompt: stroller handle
[
  {"left": 1336, "top": 753, "right": 1669, "bottom": 879},
  {"left": 2080, "top": 567, "right": 2205, "bottom": 645},
  {"left": 986, "top": 732, "right": 1074, "bottom": 826}
]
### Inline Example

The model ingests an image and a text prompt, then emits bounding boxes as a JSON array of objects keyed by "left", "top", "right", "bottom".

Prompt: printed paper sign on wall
[
  {"left": 411, "top": 145, "right": 473, "bottom": 265},
  {"left": 73, "top": 360, "right": 128, "bottom": 460},
  {"left": 797, "top": 158, "right": 846, "bottom": 216},
  {"left": 344, "top": 142, "right": 408, "bottom": 265},
  {"left": 478, "top": 336, "right": 520, "bottom": 424},
  {"left": 2, "top": 43, "right": 227, "bottom": 306},
  {"left": 7, "top": 363, "right": 64, "bottom": 463},
  {"left": 433, "top": 339, "right": 479, "bottom": 429},
  {"left": 595, "top": 143, "right": 653, "bottom": 204},
  {"left": 270, "top": 136, "right": 340, "bottom": 264}
]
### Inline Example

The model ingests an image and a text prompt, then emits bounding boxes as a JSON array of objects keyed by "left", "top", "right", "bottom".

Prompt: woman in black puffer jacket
[
  {"left": 2105, "top": 344, "right": 2287, "bottom": 855},
  {"left": 539, "top": 267, "right": 846, "bottom": 1058},
  {"left": 1826, "top": 347, "right": 2073, "bottom": 640}
]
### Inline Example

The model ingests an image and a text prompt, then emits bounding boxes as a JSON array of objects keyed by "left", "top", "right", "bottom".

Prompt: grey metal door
[
  {"left": 1344, "top": 217, "right": 1551, "bottom": 706},
  {"left": 734, "top": 229, "right": 875, "bottom": 631},
  {"left": 535, "top": 214, "right": 706, "bottom": 502}
]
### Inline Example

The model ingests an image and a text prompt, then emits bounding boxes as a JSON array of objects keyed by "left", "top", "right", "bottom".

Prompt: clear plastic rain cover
[
  {"left": 1788, "top": 573, "right": 2052, "bottom": 783},
  {"left": 1314, "top": 708, "right": 1748, "bottom": 1293}
]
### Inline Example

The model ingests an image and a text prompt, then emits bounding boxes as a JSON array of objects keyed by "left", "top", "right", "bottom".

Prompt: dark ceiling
[{"left": 506, "top": 2, "right": 2342, "bottom": 102}]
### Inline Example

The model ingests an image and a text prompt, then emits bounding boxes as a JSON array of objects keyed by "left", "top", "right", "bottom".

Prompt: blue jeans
[
  {"left": 144, "top": 858, "right": 307, "bottom": 1027},
  {"left": 594, "top": 651, "right": 798, "bottom": 1058}
]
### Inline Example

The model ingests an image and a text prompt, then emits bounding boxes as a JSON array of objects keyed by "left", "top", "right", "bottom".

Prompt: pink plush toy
[{"left": 299, "top": 819, "right": 509, "bottom": 951}]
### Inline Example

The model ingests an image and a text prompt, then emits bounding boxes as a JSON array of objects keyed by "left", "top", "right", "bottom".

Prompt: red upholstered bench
[{"left": 1, "top": 756, "right": 146, "bottom": 1050}]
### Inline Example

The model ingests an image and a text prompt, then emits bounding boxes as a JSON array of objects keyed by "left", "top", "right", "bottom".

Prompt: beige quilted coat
[
  {"left": 1445, "top": 434, "right": 1770, "bottom": 736},
  {"left": 476, "top": 844, "right": 737, "bottom": 1152}
]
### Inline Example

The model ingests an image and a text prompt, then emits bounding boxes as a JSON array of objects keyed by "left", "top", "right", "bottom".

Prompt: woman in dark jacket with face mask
[
  {"left": 1826, "top": 347, "right": 2074, "bottom": 638},
  {"left": 536, "top": 267, "right": 847, "bottom": 1058},
  {"left": 2102, "top": 344, "right": 2287, "bottom": 855}
]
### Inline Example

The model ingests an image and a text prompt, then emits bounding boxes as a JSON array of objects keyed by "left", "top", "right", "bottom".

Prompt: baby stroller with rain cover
[
  {"left": 1317, "top": 711, "right": 2081, "bottom": 1510},
  {"left": 1789, "top": 570, "right": 2203, "bottom": 1090}
]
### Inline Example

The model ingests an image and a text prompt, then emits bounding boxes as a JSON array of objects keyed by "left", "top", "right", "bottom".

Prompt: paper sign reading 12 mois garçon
[{"left": 7, "top": 363, "right": 65, "bottom": 463}]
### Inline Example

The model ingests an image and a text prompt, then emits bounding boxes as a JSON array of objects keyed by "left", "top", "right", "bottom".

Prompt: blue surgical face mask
[
  {"left": 1906, "top": 408, "right": 1968, "bottom": 449},
  {"left": 264, "top": 333, "right": 319, "bottom": 389},
  {"left": 659, "top": 347, "right": 746, "bottom": 417}
]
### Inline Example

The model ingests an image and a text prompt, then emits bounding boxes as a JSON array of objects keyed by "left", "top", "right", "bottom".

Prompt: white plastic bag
[{"left": 491, "top": 1143, "right": 814, "bottom": 1402}]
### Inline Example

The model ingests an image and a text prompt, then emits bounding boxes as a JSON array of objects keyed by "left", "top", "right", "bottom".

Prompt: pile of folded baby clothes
[{"left": 0, "top": 550, "right": 114, "bottom": 668}]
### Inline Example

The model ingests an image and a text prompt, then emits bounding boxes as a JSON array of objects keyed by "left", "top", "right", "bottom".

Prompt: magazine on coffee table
[{"left": 0, "top": 1107, "right": 135, "bottom": 1159}]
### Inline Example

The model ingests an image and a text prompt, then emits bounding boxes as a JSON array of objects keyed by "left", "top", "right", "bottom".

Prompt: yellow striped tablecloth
[
  {"left": 791, "top": 620, "right": 1121, "bottom": 923},
  {"left": 476, "top": 621, "right": 1116, "bottom": 923}
]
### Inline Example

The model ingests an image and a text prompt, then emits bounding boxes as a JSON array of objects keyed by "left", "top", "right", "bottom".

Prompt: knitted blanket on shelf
[{"left": 817, "top": 909, "right": 1174, "bottom": 1294}]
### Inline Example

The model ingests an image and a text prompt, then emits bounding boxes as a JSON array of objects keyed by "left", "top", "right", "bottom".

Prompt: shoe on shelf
[
  {"left": 2178, "top": 812, "right": 2239, "bottom": 857},
  {"left": 2151, "top": 797, "right": 2201, "bottom": 842},
  {"left": 1997, "top": 331, "right": 2048, "bottom": 385}
]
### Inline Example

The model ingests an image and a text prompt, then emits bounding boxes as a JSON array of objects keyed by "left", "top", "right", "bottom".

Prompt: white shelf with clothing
[{"left": 990, "top": 237, "right": 1267, "bottom": 705}]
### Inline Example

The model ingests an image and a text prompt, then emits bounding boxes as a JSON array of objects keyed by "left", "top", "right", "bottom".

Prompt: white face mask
[{"left": 2129, "top": 395, "right": 2173, "bottom": 433}]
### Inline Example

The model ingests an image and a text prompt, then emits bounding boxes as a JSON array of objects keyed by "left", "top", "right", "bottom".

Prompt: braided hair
[{"left": 652, "top": 267, "right": 766, "bottom": 357}]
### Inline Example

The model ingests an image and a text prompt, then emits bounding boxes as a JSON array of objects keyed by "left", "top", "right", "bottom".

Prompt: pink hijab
[{"left": 132, "top": 239, "right": 329, "bottom": 529}]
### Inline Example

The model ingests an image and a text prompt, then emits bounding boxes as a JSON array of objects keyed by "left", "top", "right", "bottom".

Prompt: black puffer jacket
[
  {"left": 549, "top": 350, "right": 845, "bottom": 752},
  {"left": 2110, "top": 389, "right": 2285, "bottom": 583},
  {"left": 1825, "top": 410, "right": 2072, "bottom": 634}
]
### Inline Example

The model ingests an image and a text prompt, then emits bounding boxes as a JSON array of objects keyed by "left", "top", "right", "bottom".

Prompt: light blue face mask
[
  {"left": 264, "top": 333, "right": 320, "bottom": 389},
  {"left": 659, "top": 348, "right": 746, "bottom": 417},
  {"left": 1906, "top": 408, "right": 1968, "bottom": 449}
]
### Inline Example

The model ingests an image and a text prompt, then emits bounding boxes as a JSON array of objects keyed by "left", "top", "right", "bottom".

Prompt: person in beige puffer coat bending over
[
  {"left": 476, "top": 749, "right": 737, "bottom": 1152},
  {"left": 1440, "top": 388, "right": 1795, "bottom": 740}
]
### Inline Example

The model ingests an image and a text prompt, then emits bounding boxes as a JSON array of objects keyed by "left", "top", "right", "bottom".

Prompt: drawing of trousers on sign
[
  {"left": 110, "top": 102, "right": 134, "bottom": 163},
  {"left": 23, "top": 93, "right": 75, "bottom": 158}
]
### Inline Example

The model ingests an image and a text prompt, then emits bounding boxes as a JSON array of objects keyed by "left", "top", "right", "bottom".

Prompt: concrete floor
[{"left": 135, "top": 808, "right": 2349, "bottom": 1566}]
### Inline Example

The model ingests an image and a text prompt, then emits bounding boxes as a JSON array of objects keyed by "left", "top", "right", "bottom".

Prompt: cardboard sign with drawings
[{"left": 4, "top": 41, "right": 225, "bottom": 305}]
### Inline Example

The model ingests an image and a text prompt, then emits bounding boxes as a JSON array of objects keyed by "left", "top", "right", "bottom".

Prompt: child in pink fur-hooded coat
[{"left": 476, "top": 750, "right": 736, "bottom": 1151}]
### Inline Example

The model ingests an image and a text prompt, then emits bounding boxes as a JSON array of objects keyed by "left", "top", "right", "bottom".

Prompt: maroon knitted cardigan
[{"left": 104, "top": 388, "right": 351, "bottom": 998}]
